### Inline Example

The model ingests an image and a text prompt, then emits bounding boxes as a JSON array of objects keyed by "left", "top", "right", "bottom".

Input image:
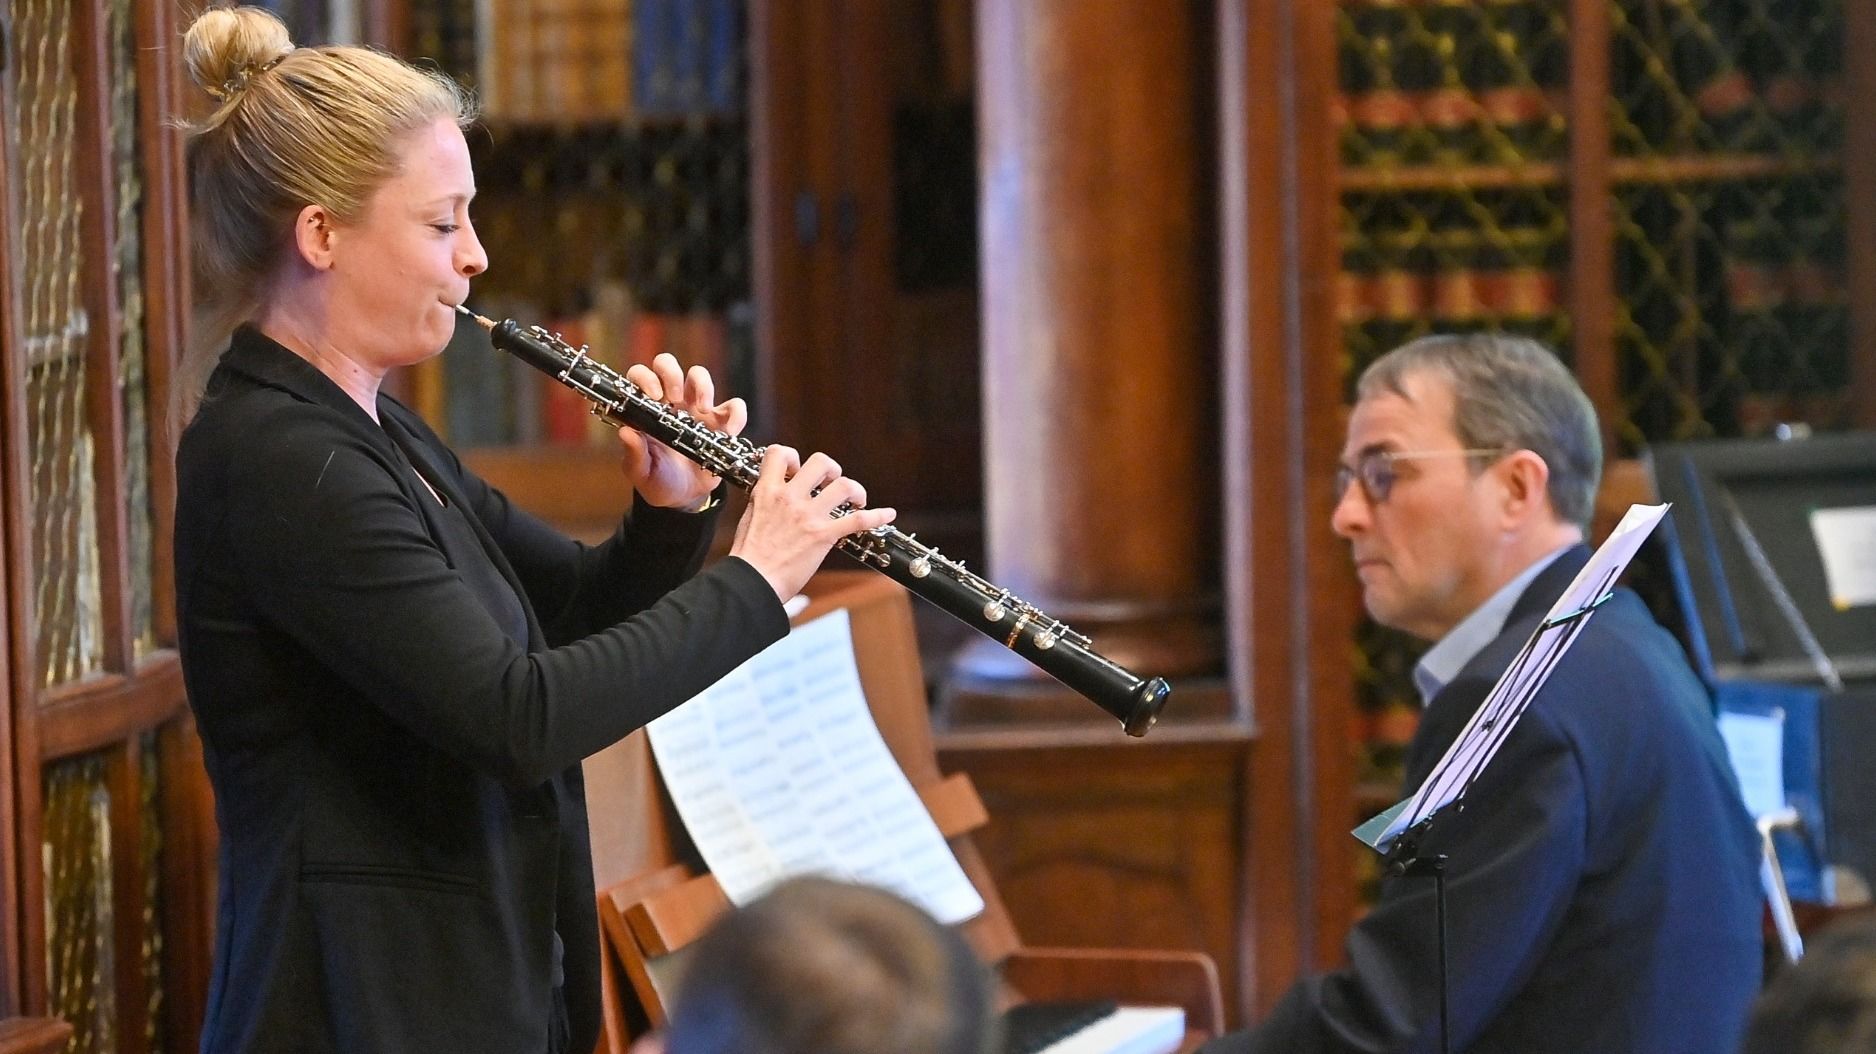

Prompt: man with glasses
[{"left": 1203, "top": 333, "right": 1762, "bottom": 1053}]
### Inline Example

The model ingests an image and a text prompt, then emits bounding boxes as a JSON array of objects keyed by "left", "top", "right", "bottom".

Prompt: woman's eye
[{"left": 432, "top": 223, "right": 460, "bottom": 234}]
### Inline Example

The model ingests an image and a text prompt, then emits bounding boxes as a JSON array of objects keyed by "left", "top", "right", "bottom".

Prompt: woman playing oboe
[{"left": 172, "top": 9, "right": 892, "bottom": 1052}]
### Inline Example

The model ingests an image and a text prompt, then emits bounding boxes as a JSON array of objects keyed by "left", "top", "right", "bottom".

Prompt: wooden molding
[{"left": 0, "top": 1018, "right": 72, "bottom": 1054}]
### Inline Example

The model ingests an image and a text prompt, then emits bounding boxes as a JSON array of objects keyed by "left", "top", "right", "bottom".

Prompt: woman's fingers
[
  {"left": 624, "top": 361, "right": 660, "bottom": 401},
  {"left": 759, "top": 444, "right": 803, "bottom": 485},
  {"left": 685, "top": 364, "right": 715, "bottom": 412},
  {"left": 789, "top": 452, "right": 843, "bottom": 497},
  {"left": 650, "top": 353, "right": 686, "bottom": 405},
  {"left": 717, "top": 396, "right": 749, "bottom": 438},
  {"left": 812, "top": 476, "right": 867, "bottom": 516},
  {"left": 839, "top": 506, "right": 896, "bottom": 535}
]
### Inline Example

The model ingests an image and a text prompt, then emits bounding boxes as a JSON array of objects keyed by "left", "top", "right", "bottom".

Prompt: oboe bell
[{"left": 467, "top": 304, "right": 1173, "bottom": 737}]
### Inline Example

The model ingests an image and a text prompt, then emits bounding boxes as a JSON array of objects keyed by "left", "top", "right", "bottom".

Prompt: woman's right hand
[{"left": 730, "top": 446, "right": 896, "bottom": 603}]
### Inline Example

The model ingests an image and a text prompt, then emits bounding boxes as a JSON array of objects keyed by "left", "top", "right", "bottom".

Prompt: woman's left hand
[{"left": 618, "top": 353, "right": 748, "bottom": 510}]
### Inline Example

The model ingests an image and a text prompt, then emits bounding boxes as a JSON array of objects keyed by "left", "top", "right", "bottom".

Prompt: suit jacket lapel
[{"left": 1401, "top": 543, "right": 1594, "bottom": 789}]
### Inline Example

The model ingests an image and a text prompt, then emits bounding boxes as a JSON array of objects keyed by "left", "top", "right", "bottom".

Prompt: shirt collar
[{"left": 1413, "top": 544, "right": 1575, "bottom": 705}]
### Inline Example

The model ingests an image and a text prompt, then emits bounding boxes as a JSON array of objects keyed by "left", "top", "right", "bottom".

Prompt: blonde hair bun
[{"left": 183, "top": 6, "right": 295, "bottom": 103}]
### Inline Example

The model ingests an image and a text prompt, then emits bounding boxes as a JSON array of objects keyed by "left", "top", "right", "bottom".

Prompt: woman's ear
[{"left": 291, "top": 204, "right": 339, "bottom": 270}]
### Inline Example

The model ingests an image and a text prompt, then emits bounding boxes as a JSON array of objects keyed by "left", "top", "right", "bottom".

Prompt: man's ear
[
  {"left": 1495, "top": 449, "right": 1552, "bottom": 528},
  {"left": 291, "top": 204, "right": 339, "bottom": 271}
]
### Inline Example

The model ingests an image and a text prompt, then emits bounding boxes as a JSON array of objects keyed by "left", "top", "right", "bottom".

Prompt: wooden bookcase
[
  {"left": 1320, "top": 0, "right": 1876, "bottom": 869},
  {"left": 392, "top": 0, "right": 989, "bottom": 564},
  {"left": 1, "top": 0, "right": 1829, "bottom": 1037},
  {"left": 390, "top": 0, "right": 757, "bottom": 542}
]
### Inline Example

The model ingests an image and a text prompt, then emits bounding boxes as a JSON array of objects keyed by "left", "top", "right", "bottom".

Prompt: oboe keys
[
  {"left": 1033, "top": 620, "right": 1063, "bottom": 651},
  {"left": 982, "top": 589, "right": 1011, "bottom": 623}
]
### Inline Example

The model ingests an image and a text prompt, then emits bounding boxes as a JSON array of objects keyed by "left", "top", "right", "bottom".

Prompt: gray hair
[{"left": 1357, "top": 333, "right": 1602, "bottom": 530}]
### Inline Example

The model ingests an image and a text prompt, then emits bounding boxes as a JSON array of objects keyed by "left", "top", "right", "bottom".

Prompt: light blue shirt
[{"left": 1413, "top": 545, "right": 1575, "bottom": 706}]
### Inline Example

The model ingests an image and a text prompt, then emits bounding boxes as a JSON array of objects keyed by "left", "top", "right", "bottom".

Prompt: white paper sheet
[
  {"left": 1358, "top": 503, "right": 1673, "bottom": 851},
  {"left": 1717, "top": 708, "right": 1787, "bottom": 820},
  {"left": 1809, "top": 506, "right": 1876, "bottom": 611},
  {"left": 647, "top": 609, "right": 985, "bottom": 924}
]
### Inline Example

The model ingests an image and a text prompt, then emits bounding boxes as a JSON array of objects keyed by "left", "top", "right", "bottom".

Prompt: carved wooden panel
[{"left": 938, "top": 738, "right": 1250, "bottom": 1025}]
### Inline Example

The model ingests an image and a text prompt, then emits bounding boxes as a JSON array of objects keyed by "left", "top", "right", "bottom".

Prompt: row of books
[
  {"left": 409, "top": 0, "right": 742, "bottom": 124},
  {"left": 1611, "top": 0, "right": 1843, "bottom": 154},
  {"left": 1714, "top": 199, "right": 1851, "bottom": 435},
  {"left": 437, "top": 288, "right": 739, "bottom": 449},
  {"left": 1336, "top": 0, "right": 1567, "bottom": 166},
  {"left": 1334, "top": 86, "right": 1566, "bottom": 167},
  {"left": 1613, "top": 182, "right": 1851, "bottom": 442},
  {"left": 1338, "top": 197, "right": 1566, "bottom": 322},
  {"left": 1335, "top": 0, "right": 1846, "bottom": 167}
]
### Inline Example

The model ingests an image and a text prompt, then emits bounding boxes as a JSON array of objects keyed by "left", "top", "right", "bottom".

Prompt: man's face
[{"left": 1330, "top": 371, "right": 1506, "bottom": 642}]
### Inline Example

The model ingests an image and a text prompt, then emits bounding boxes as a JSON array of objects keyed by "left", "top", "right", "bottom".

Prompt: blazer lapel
[
  {"left": 217, "top": 328, "right": 551, "bottom": 653},
  {"left": 380, "top": 408, "right": 549, "bottom": 653}
]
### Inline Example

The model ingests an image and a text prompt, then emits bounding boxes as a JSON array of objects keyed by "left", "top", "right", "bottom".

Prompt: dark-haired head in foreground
[{"left": 1742, "top": 915, "right": 1876, "bottom": 1054}]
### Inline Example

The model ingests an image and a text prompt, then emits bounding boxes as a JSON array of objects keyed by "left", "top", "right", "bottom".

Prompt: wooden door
[{"left": 755, "top": 0, "right": 984, "bottom": 562}]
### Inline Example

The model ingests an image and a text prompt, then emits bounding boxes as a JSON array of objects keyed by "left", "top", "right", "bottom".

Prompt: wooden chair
[{"left": 589, "top": 570, "right": 1223, "bottom": 1053}]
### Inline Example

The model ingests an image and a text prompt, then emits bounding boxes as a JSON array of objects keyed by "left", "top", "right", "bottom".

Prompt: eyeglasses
[{"left": 1334, "top": 448, "right": 1505, "bottom": 505}]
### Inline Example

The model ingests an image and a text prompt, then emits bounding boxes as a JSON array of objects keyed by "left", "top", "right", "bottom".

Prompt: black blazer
[
  {"left": 1206, "top": 546, "right": 1763, "bottom": 1054},
  {"left": 174, "top": 327, "right": 788, "bottom": 1053}
]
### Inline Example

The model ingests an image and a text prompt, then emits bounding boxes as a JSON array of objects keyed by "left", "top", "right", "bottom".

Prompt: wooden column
[{"left": 946, "top": 0, "right": 1220, "bottom": 714}]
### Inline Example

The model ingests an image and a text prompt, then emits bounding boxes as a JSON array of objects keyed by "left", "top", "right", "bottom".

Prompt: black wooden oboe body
[{"left": 470, "top": 311, "right": 1171, "bottom": 736}]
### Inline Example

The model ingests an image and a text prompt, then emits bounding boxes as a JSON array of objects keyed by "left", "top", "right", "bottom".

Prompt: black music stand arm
[{"left": 1382, "top": 816, "right": 1453, "bottom": 1054}]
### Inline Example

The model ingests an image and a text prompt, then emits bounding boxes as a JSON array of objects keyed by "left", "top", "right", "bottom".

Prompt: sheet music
[
  {"left": 1717, "top": 708, "right": 1787, "bottom": 820},
  {"left": 1357, "top": 503, "right": 1673, "bottom": 852},
  {"left": 1809, "top": 506, "right": 1876, "bottom": 610},
  {"left": 1035, "top": 1007, "right": 1186, "bottom": 1054},
  {"left": 647, "top": 609, "right": 985, "bottom": 924}
]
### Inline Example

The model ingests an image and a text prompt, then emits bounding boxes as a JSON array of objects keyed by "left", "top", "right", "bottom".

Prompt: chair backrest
[
  {"left": 603, "top": 769, "right": 999, "bottom": 1028},
  {"left": 591, "top": 571, "right": 1020, "bottom": 1043}
]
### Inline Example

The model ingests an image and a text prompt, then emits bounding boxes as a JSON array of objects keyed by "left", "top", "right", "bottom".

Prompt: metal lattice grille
[
  {"left": 1335, "top": 0, "right": 1570, "bottom": 169},
  {"left": 1352, "top": 621, "right": 1429, "bottom": 792},
  {"left": 109, "top": 0, "right": 158, "bottom": 658},
  {"left": 1612, "top": 174, "right": 1848, "bottom": 449},
  {"left": 1337, "top": 0, "right": 1853, "bottom": 825},
  {"left": 412, "top": 0, "right": 753, "bottom": 448},
  {"left": 1609, "top": 0, "right": 1848, "bottom": 448},
  {"left": 13, "top": 0, "right": 105, "bottom": 686},
  {"left": 140, "top": 733, "right": 167, "bottom": 1051},
  {"left": 43, "top": 752, "right": 118, "bottom": 1054},
  {"left": 1611, "top": 0, "right": 1842, "bottom": 159},
  {"left": 1337, "top": 1, "right": 1572, "bottom": 788},
  {"left": 1340, "top": 185, "right": 1573, "bottom": 399}
]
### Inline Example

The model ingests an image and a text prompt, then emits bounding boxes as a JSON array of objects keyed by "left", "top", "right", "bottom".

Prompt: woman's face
[{"left": 326, "top": 116, "right": 486, "bottom": 369}]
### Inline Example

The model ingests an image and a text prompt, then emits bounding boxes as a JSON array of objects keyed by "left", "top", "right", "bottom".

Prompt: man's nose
[{"left": 1330, "top": 478, "right": 1368, "bottom": 539}]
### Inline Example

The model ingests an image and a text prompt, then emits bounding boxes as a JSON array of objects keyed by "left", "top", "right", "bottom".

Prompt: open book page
[
  {"left": 647, "top": 609, "right": 985, "bottom": 924},
  {"left": 1356, "top": 503, "right": 1673, "bottom": 852}
]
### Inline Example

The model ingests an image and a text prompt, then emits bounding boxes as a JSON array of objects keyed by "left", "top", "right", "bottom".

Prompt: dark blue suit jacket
[
  {"left": 175, "top": 328, "right": 788, "bottom": 1053},
  {"left": 1207, "top": 546, "right": 1763, "bottom": 1053}
]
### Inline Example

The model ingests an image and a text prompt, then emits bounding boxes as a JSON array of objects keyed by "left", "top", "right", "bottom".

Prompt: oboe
[{"left": 460, "top": 307, "right": 1171, "bottom": 736}]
